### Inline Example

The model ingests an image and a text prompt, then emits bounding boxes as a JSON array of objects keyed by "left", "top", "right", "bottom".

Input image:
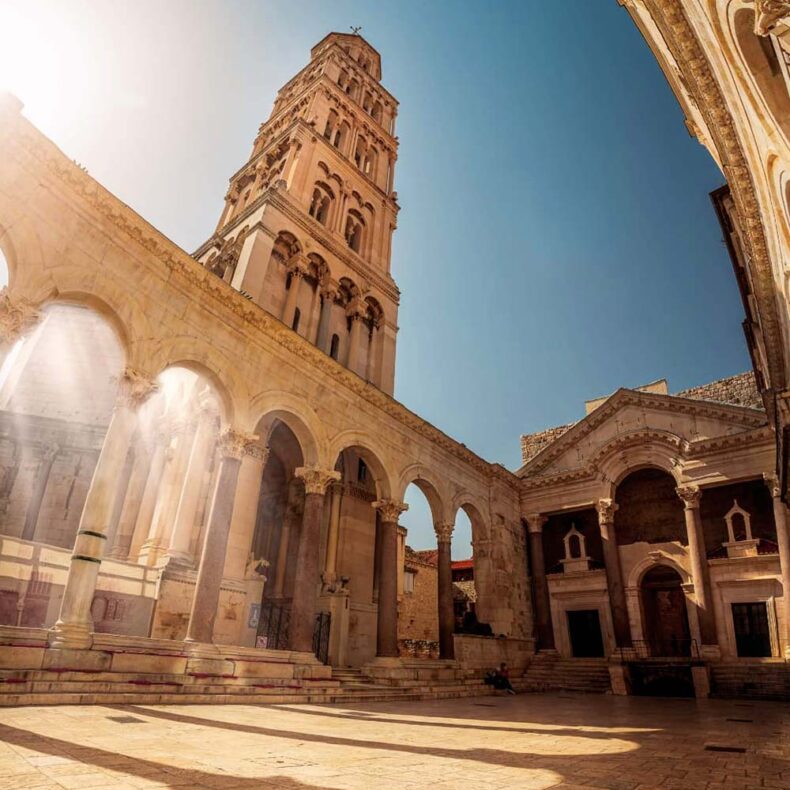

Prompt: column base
[
  {"left": 699, "top": 644, "right": 721, "bottom": 661},
  {"left": 47, "top": 620, "right": 93, "bottom": 650},
  {"left": 691, "top": 665, "right": 711, "bottom": 698}
]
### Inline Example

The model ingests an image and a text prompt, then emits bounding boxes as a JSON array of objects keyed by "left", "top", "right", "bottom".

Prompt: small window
[
  {"left": 404, "top": 570, "right": 416, "bottom": 595},
  {"left": 357, "top": 458, "right": 368, "bottom": 483},
  {"left": 292, "top": 307, "right": 301, "bottom": 332},
  {"left": 329, "top": 333, "right": 340, "bottom": 360}
]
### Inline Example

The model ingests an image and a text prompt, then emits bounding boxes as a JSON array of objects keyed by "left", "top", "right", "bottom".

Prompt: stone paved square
[{"left": 0, "top": 694, "right": 788, "bottom": 789}]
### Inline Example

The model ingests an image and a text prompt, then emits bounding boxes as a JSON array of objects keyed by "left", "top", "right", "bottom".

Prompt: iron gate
[
  {"left": 257, "top": 601, "right": 290, "bottom": 650},
  {"left": 313, "top": 611, "right": 331, "bottom": 664}
]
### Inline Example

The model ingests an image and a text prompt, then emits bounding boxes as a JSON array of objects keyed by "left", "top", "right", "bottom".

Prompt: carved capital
[
  {"left": 763, "top": 473, "right": 782, "bottom": 500},
  {"left": 676, "top": 484, "right": 702, "bottom": 509},
  {"left": 372, "top": 498, "right": 408, "bottom": 524},
  {"left": 595, "top": 498, "right": 618, "bottom": 524},
  {"left": 434, "top": 521, "right": 454, "bottom": 543},
  {"left": 295, "top": 465, "right": 341, "bottom": 495},
  {"left": 0, "top": 288, "right": 41, "bottom": 344},
  {"left": 525, "top": 513, "right": 547, "bottom": 534},
  {"left": 754, "top": 1, "right": 790, "bottom": 36},
  {"left": 345, "top": 296, "right": 366, "bottom": 320},
  {"left": 320, "top": 281, "right": 339, "bottom": 301},
  {"left": 116, "top": 368, "right": 159, "bottom": 408},
  {"left": 246, "top": 444, "right": 270, "bottom": 464},
  {"left": 218, "top": 429, "right": 259, "bottom": 460},
  {"left": 285, "top": 254, "right": 308, "bottom": 278}
]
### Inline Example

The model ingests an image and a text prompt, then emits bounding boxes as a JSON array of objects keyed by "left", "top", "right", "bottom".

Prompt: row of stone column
[
  {"left": 280, "top": 259, "right": 382, "bottom": 379},
  {"left": 526, "top": 478, "right": 790, "bottom": 657}
]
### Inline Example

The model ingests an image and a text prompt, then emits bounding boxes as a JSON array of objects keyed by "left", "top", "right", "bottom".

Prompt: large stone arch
[
  {"left": 327, "top": 429, "right": 395, "bottom": 498},
  {"left": 594, "top": 429, "right": 685, "bottom": 489},
  {"left": 450, "top": 492, "right": 489, "bottom": 543},
  {"left": 395, "top": 463, "right": 448, "bottom": 525},
  {"left": 249, "top": 390, "right": 326, "bottom": 466},
  {"left": 150, "top": 346, "right": 242, "bottom": 427}
]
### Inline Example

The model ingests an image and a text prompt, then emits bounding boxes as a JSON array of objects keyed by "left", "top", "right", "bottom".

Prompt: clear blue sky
[{"left": 1, "top": 1, "right": 748, "bottom": 553}]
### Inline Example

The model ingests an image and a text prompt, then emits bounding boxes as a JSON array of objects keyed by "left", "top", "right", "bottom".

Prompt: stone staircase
[
  {"left": 710, "top": 660, "right": 790, "bottom": 702},
  {"left": 520, "top": 653, "right": 611, "bottom": 694}
]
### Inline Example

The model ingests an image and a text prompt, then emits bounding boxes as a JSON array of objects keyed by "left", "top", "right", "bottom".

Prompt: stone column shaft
[
  {"left": 346, "top": 315, "right": 363, "bottom": 373},
  {"left": 766, "top": 476, "right": 790, "bottom": 658},
  {"left": 436, "top": 522, "right": 455, "bottom": 660},
  {"left": 526, "top": 514, "right": 554, "bottom": 650},
  {"left": 374, "top": 499, "right": 408, "bottom": 658},
  {"left": 677, "top": 485, "right": 717, "bottom": 646},
  {"left": 282, "top": 270, "right": 303, "bottom": 328},
  {"left": 168, "top": 411, "right": 215, "bottom": 563},
  {"left": 185, "top": 430, "right": 254, "bottom": 643},
  {"left": 289, "top": 466, "right": 340, "bottom": 652},
  {"left": 127, "top": 439, "right": 167, "bottom": 560},
  {"left": 223, "top": 447, "right": 267, "bottom": 579},
  {"left": 21, "top": 444, "right": 58, "bottom": 542},
  {"left": 315, "top": 288, "right": 336, "bottom": 352},
  {"left": 49, "top": 369, "right": 156, "bottom": 649},
  {"left": 596, "top": 499, "right": 631, "bottom": 649},
  {"left": 323, "top": 483, "right": 343, "bottom": 579}
]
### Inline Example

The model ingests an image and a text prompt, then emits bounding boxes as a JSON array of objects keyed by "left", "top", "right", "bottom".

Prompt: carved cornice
[
  {"left": 295, "top": 465, "right": 341, "bottom": 495},
  {"left": 686, "top": 426, "right": 774, "bottom": 457},
  {"left": 642, "top": 1, "right": 786, "bottom": 394},
  {"left": 372, "top": 498, "right": 408, "bottom": 523}
]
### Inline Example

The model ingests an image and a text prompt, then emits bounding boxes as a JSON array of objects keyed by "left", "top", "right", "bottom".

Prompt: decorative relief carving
[
  {"left": 434, "top": 521, "right": 454, "bottom": 543},
  {"left": 372, "top": 498, "right": 408, "bottom": 523},
  {"left": 0, "top": 288, "right": 41, "bottom": 344},
  {"left": 763, "top": 473, "right": 781, "bottom": 499},
  {"left": 754, "top": 1, "right": 790, "bottom": 36},
  {"left": 675, "top": 484, "right": 702, "bottom": 508},
  {"left": 218, "top": 430, "right": 259, "bottom": 460},
  {"left": 116, "top": 368, "right": 159, "bottom": 408},
  {"left": 595, "top": 498, "right": 618, "bottom": 524},
  {"left": 295, "top": 465, "right": 341, "bottom": 495}
]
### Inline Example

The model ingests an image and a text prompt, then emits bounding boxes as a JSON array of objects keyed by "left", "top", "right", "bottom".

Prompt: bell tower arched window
[
  {"left": 345, "top": 210, "right": 364, "bottom": 253},
  {"left": 309, "top": 183, "right": 333, "bottom": 226}
]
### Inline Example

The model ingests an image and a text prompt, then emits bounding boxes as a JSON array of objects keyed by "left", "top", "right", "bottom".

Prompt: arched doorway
[{"left": 640, "top": 565, "right": 691, "bottom": 657}]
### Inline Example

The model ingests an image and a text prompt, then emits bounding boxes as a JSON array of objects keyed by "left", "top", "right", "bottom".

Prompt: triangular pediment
[{"left": 518, "top": 388, "right": 768, "bottom": 479}]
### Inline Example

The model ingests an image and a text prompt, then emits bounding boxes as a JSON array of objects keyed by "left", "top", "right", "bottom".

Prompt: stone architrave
[
  {"left": 676, "top": 484, "right": 717, "bottom": 647},
  {"left": 373, "top": 498, "right": 408, "bottom": 657},
  {"left": 49, "top": 368, "right": 158, "bottom": 649},
  {"left": 185, "top": 429, "right": 258, "bottom": 643},
  {"left": 596, "top": 498, "right": 631, "bottom": 648},
  {"left": 435, "top": 521, "right": 455, "bottom": 660},
  {"left": 525, "top": 513, "right": 554, "bottom": 650},
  {"left": 289, "top": 465, "right": 340, "bottom": 652}
]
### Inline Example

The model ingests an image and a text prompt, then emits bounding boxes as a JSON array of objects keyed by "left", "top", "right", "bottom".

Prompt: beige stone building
[{"left": 0, "top": 15, "right": 787, "bottom": 703}]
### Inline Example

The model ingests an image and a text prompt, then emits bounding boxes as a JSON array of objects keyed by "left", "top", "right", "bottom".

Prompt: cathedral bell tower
[{"left": 195, "top": 32, "right": 400, "bottom": 394}]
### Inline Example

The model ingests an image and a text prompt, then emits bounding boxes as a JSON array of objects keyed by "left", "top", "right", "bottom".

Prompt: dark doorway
[
  {"left": 732, "top": 602, "right": 772, "bottom": 657},
  {"left": 641, "top": 565, "right": 691, "bottom": 656},
  {"left": 567, "top": 609, "right": 605, "bottom": 657}
]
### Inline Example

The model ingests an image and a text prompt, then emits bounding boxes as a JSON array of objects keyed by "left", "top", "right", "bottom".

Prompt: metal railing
[
  {"left": 256, "top": 601, "right": 291, "bottom": 651},
  {"left": 313, "top": 611, "right": 331, "bottom": 664}
]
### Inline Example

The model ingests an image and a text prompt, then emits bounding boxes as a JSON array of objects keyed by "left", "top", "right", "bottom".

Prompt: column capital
[
  {"left": 434, "top": 521, "right": 454, "bottom": 543},
  {"left": 217, "top": 429, "right": 259, "bottom": 460},
  {"left": 372, "top": 498, "right": 408, "bottom": 523},
  {"left": 525, "top": 513, "right": 547, "bottom": 534},
  {"left": 763, "top": 473, "right": 782, "bottom": 500},
  {"left": 320, "top": 280, "right": 339, "bottom": 301},
  {"left": 0, "top": 288, "right": 40, "bottom": 344},
  {"left": 345, "top": 296, "right": 366, "bottom": 320},
  {"left": 295, "top": 465, "right": 341, "bottom": 495},
  {"left": 676, "top": 484, "right": 702, "bottom": 509},
  {"left": 595, "top": 498, "right": 618, "bottom": 524},
  {"left": 245, "top": 443, "right": 270, "bottom": 464},
  {"left": 754, "top": 1, "right": 790, "bottom": 36},
  {"left": 286, "top": 254, "right": 308, "bottom": 278},
  {"left": 116, "top": 367, "right": 159, "bottom": 409}
]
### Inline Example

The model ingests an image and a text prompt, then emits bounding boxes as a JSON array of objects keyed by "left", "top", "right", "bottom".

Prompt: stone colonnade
[{"left": 527, "top": 481, "right": 790, "bottom": 657}]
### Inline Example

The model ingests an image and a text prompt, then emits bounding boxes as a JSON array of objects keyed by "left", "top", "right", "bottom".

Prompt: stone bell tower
[{"left": 195, "top": 32, "right": 400, "bottom": 394}]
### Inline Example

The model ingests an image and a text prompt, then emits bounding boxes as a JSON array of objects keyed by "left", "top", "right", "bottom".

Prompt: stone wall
[{"left": 398, "top": 548, "right": 438, "bottom": 643}]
